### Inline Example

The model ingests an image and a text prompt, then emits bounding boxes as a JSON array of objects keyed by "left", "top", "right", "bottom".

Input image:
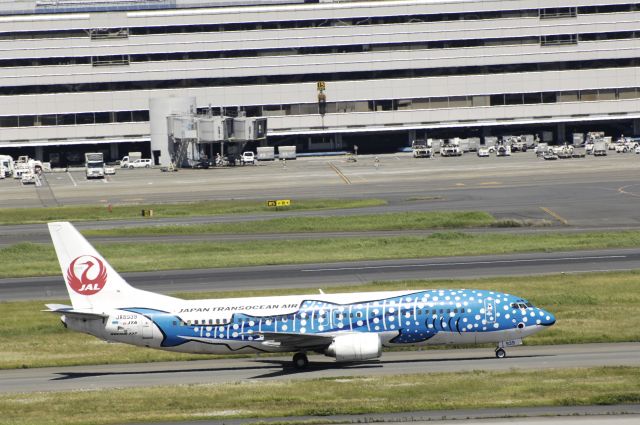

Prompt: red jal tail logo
[{"left": 66, "top": 255, "right": 107, "bottom": 295}]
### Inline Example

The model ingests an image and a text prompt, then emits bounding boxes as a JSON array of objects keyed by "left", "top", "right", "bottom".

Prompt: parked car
[
  {"left": 477, "top": 147, "right": 490, "bottom": 157},
  {"left": 127, "top": 159, "right": 152, "bottom": 168},
  {"left": 104, "top": 165, "right": 116, "bottom": 175},
  {"left": 543, "top": 151, "right": 558, "bottom": 160},
  {"left": 241, "top": 151, "right": 256, "bottom": 165}
]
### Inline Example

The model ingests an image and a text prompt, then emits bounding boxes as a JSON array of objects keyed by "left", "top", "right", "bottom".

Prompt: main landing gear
[
  {"left": 495, "top": 347, "right": 507, "bottom": 359},
  {"left": 292, "top": 352, "right": 309, "bottom": 369}
]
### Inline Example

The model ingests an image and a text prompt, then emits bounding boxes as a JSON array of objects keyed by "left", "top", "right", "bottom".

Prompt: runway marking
[
  {"left": 540, "top": 207, "right": 569, "bottom": 225},
  {"left": 328, "top": 162, "right": 351, "bottom": 184},
  {"left": 301, "top": 255, "right": 626, "bottom": 272},
  {"left": 479, "top": 181, "right": 501, "bottom": 186},
  {"left": 66, "top": 171, "right": 77, "bottom": 187},
  {"left": 617, "top": 184, "right": 640, "bottom": 199}
]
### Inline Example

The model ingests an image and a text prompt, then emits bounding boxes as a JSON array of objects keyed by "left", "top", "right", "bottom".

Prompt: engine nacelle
[{"left": 325, "top": 333, "right": 382, "bottom": 362}]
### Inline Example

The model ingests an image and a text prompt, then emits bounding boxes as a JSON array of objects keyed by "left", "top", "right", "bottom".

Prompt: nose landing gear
[{"left": 495, "top": 347, "right": 507, "bottom": 359}]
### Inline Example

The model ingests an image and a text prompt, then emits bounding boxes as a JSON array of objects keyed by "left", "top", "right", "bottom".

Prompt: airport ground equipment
[
  {"left": 440, "top": 139, "right": 462, "bottom": 157},
  {"left": 412, "top": 140, "right": 433, "bottom": 158},
  {"left": 85, "top": 153, "right": 105, "bottom": 179},
  {"left": 120, "top": 152, "right": 142, "bottom": 168},
  {"left": 593, "top": 141, "right": 608, "bottom": 156},
  {"left": 257, "top": 146, "right": 275, "bottom": 161},
  {"left": 278, "top": 145, "right": 296, "bottom": 159},
  {"left": 0, "top": 155, "right": 13, "bottom": 178}
]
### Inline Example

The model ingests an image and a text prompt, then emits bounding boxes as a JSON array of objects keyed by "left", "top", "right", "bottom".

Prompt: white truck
[
  {"left": 85, "top": 152, "right": 105, "bottom": 179},
  {"left": 412, "top": 140, "right": 433, "bottom": 158},
  {"left": 593, "top": 141, "right": 608, "bottom": 156},
  {"left": 0, "top": 155, "right": 13, "bottom": 178},
  {"left": 440, "top": 140, "right": 462, "bottom": 157},
  {"left": 120, "top": 152, "right": 142, "bottom": 168}
]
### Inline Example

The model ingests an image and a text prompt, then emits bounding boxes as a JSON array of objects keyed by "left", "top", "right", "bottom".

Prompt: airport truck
[
  {"left": 0, "top": 155, "right": 14, "bottom": 178},
  {"left": 412, "top": 140, "right": 432, "bottom": 158},
  {"left": 593, "top": 141, "right": 608, "bottom": 156},
  {"left": 85, "top": 153, "right": 105, "bottom": 179},
  {"left": 120, "top": 152, "right": 142, "bottom": 168}
]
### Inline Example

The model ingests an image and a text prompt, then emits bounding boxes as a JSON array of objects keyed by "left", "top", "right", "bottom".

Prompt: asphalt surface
[
  {"left": 2, "top": 153, "right": 640, "bottom": 228},
  {"left": 3, "top": 154, "right": 640, "bottom": 423},
  {"left": 3, "top": 248, "right": 639, "bottom": 301},
  {"left": 1, "top": 343, "right": 638, "bottom": 394},
  {"left": 143, "top": 405, "right": 640, "bottom": 425}
]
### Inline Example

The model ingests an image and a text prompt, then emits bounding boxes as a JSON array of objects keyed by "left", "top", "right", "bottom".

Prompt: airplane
[{"left": 45, "top": 221, "right": 556, "bottom": 368}]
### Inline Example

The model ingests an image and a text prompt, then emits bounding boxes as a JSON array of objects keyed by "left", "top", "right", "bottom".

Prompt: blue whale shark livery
[{"left": 45, "top": 222, "right": 555, "bottom": 368}]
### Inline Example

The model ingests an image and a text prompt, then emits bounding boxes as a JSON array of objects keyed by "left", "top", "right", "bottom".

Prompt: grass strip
[
  {"left": 0, "top": 198, "right": 386, "bottom": 225},
  {"left": 1, "top": 367, "right": 639, "bottom": 425},
  {"left": 83, "top": 211, "right": 496, "bottom": 236},
  {"left": 1, "top": 271, "right": 639, "bottom": 369},
  {"left": 3, "top": 230, "right": 640, "bottom": 278}
]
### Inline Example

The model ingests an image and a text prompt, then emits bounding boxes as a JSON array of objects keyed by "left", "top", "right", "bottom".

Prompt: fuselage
[{"left": 63, "top": 288, "right": 555, "bottom": 355}]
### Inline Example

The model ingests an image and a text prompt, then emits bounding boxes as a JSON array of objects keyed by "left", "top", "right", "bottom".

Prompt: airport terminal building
[{"left": 1, "top": 0, "right": 640, "bottom": 164}]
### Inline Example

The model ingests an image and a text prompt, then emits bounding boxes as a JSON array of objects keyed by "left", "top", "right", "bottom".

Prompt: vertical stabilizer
[{"left": 48, "top": 222, "right": 176, "bottom": 312}]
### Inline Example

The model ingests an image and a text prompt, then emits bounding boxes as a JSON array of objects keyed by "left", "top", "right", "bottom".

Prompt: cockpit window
[{"left": 526, "top": 302, "right": 533, "bottom": 307}]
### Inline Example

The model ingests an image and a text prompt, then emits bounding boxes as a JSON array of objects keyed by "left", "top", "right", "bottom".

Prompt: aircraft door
[
  {"left": 140, "top": 317, "right": 154, "bottom": 339},
  {"left": 484, "top": 298, "right": 496, "bottom": 323}
]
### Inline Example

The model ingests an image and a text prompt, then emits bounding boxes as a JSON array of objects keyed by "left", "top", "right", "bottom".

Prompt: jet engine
[{"left": 325, "top": 333, "right": 382, "bottom": 362}]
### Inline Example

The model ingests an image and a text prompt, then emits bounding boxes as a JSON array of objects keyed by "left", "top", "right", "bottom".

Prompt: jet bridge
[{"left": 167, "top": 113, "right": 267, "bottom": 167}]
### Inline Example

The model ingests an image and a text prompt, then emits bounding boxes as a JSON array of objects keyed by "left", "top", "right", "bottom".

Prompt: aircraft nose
[{"left": 540, "top": 310, "right": 556, "bottom": 326}]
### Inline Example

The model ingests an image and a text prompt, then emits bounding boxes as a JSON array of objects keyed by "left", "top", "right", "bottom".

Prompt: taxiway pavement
[
  {"left": 1, "top": 343, "right": 638, "bottom": 394},
  {"left": 2, "top": 248, "right": 640, "bottom": 301}
]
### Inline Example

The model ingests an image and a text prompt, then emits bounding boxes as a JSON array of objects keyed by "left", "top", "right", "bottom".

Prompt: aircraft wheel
[
  {"left": 495, "top": 348, "right": 506, "bottom": 359},
  {"left": 293, "top": 352, "right": 309, "bottom": 369}
]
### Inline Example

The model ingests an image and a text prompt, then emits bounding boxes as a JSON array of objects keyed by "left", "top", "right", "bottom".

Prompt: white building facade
[{"left": 0, "top": 0, "right": 639, "bottom": 162}]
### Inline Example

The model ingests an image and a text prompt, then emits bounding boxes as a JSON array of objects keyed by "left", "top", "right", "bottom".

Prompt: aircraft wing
[
  {"left": 259, "top": 331, "right": 334, "bottom": 350},
  {"left": 42, "top": 304, "right": 108, "bottom": 320}
]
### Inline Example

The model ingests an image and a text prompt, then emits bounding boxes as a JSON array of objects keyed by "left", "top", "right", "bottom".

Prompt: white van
[{"left": 127, "top": 159, "right": 153, "bottom": 168}]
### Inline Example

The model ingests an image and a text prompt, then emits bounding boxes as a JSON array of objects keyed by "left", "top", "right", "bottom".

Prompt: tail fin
[{"left": 48, "top": 222, "right": 176, "bottom": 312}]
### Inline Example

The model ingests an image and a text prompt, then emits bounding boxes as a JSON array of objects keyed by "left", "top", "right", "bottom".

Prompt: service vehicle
[
  {"left": 615, "top": 143, "right": 631, "bottom": 153},
  {"left": 495, "top": 143, "right": 511, "bottom": 156},
  {"left": 477, "top": 147, "right": 490, "bottom": 157},
  {"left": 127, "top": 158, "right": 153, "bottom": 168},
  {"left": 104, "top": 166, "right": 116, "bottom": 175},
  {"left": 85, "top": 153, "right": 105, "bottom": 179},
  {"left": 543, "top": 151, "right": 558, "bottom": 160},
  {"left": 120, "top": 152, "right": 142, "bottom": 168},
  {"left": 21, "top": 170, "right": 36, "bottom": 184},
  {"left": 636, "top": 146, "right": 640, "bottom": 154},
  {"left": 593, "top": 141, "right": 608, "bottom": 156},
  {"left": 241, "top": 151, "right": 257, "bottom": 164},
  {"left": 0, "top": 155, "right": 13, "bottom": 178},
  {"left": 440, "top": 140, "right": 462, "bottom": 157}
]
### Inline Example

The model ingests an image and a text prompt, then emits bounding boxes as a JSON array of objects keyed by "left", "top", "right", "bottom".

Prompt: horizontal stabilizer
[{"left": 43, "top": 303, "right": 108, "bottom": 320}]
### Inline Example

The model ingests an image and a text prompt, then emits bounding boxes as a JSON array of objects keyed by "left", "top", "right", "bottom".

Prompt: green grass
[
  {"left": 1, "top": 367, "right": 639, "bottom": 425},
  {"left": 1, "top": 271, "right": 639, "bottom": 369},
  {"left": 83, "top": 211, "right": 496, "bottom": 236},
  {"left": 4, "top": 230, "right": 640, "bottom": 278},
  {"left": 0, "top": 198, "right": 387, "bottom": 225}
]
